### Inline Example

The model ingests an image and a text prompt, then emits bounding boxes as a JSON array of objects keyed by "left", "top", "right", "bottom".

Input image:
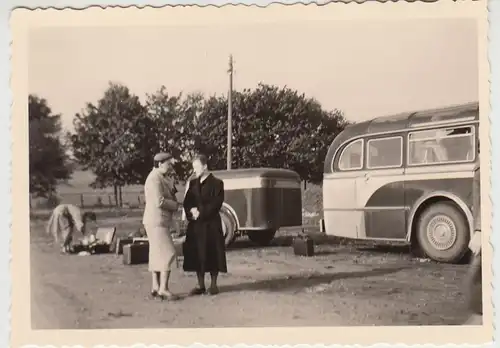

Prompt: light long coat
[
  {"left": 46, "top": 204, "right": 84, "bottom": 243},
  {"left": 142, "top": 168, "right": 179, "bottom": 227}
]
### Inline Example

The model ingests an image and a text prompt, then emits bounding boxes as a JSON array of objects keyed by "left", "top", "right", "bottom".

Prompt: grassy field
[
  {"left": 30, "top": 170, "right": 324, "bottom": 219},
  {"left": 31, "top": 170, "right": 182, "bottom": 210}
]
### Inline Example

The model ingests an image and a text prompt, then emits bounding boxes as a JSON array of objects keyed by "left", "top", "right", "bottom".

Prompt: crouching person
[{"left": 46, "top": 204, "right": 97, "bottom": 254}]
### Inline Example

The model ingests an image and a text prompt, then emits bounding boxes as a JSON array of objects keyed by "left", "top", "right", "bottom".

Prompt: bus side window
[
  {"left": 367, "top": 136, "right": 403, "bottom": 169},
  {"left": 408, "top": 126, "right": 474, "bottom": 165},
  {"left": 338, "top": 139, "right": 363, "bottom": 171}
]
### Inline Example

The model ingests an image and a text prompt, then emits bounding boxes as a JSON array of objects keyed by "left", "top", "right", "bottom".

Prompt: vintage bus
[{"left": 321, "top": 101, "right": 479, "bottom": 264}]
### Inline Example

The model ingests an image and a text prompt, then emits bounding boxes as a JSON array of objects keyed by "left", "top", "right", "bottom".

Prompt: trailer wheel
[
  {"left": 247, "top": 229, "right": 276, "bottom": 246},
  {"left": 416, "top": 201, "right": 470, "bottom": 264},
  {"left": 220, "top": 207, "right": 237, "bottom": 247}
]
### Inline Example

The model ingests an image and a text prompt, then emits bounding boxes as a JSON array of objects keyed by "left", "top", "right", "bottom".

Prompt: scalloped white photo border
[{"left": 3, "top": 0, "right": 498, "bottom": 347}]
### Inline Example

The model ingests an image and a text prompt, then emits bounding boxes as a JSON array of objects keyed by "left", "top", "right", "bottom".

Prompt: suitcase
[
  {"left": 293, "top": 234, "right": 315, "bottom": 257},
  {"left": 122, "top": 242, "right": 149, "bottom": 265},
  {"left": 95, "top": 227, "right": 116, "bottom": 245},
  {"left": 91, "top": 243, "right": 112, "bottom": 254},
  {"left": 114, "top": 237, "right": 134, "bottom": 255}
]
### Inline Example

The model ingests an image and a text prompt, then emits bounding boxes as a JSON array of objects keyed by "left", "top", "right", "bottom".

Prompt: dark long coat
[{"left": 182, "top": 173, "right": 228, "bottom": 274}]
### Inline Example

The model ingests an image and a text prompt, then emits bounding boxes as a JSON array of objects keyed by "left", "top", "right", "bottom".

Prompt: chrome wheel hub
[{"left": 426, "top": 214, "right": 457, "bottom": 250}]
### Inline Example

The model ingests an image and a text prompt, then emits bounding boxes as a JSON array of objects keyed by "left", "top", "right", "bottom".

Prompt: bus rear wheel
[
  {"left": 247, "top": 229, "right": 276, "bottom": 246},
  {"left": 220, "top": 207, "right": 237, "bottom": 247},
  {"left": 416, "top": 202, "right": 470, "bottom": 264}
]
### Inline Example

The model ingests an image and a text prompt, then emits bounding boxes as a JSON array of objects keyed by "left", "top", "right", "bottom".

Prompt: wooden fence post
[{"left": 80, "top": 194, "right": 85, "bottom": 208}]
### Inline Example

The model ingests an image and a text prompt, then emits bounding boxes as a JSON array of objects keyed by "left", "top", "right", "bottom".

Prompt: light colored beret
[{"left": 154, "top": 152, "right": 172, "bottom": 162}]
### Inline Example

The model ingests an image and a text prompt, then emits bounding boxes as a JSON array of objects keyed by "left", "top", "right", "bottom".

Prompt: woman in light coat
[
  {"left": 46, "top": 204, "right": 96, "bottom": 253},
  {"left": 142, "top": 152, "right": 181, "bottom": 301}
]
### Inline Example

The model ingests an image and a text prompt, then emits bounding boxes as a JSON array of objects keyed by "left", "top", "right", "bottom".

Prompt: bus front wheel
[{"left": 416, "top": 202, "right": 470, "bottom": 264}]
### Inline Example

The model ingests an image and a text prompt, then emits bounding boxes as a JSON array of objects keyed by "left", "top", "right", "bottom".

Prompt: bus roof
[
  {"left": 212, "top": 167, "right": 301, "bottom": 180},
  {"left": 324, "top": 101, "right": 479, "bottom": 174}
]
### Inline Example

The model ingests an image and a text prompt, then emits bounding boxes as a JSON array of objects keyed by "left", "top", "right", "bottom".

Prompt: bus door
[
  {"left": 355, "top": 136, "right": 407, "bottom": 240},
  {"left": 323, "top": 139, "right": 364, "bottom": 239}
]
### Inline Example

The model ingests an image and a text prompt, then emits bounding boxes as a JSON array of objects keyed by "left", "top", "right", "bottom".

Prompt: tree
[
  {"left": 69, "top": 82, "right": 153, "bottom": 206},
  {"left": 29, "top": 94, "right": 72, "bottom": 198},
  {"left": 194, "top": 83, "right": 348, "bottom": 183},
  {"left": 144, "top": 87, "right": 204, "bottom": 182}
]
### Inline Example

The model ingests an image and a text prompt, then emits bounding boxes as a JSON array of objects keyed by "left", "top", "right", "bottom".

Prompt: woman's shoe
[
  {"left": 158, "top": 291, "right": 180, "bottom": 301},
  {"left": 207, "top": 286, "right": 220, "bottom": 296},
  {"left": 149, "top": 290, "right": 159, "bottom": 299},
  {"left": 189, "top": 287, "right": 206, "bottom": 296}
]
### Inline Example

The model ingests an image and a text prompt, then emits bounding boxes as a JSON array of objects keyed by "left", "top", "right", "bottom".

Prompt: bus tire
[
  {"left": 416, "top": 202, "right": 470, "bottom": 264},
  {"left": 247, "top": 229, "right": 276, "bottom": 246},
  {"left": 220, "top": 207, "right": 237, "bottom": 247}
]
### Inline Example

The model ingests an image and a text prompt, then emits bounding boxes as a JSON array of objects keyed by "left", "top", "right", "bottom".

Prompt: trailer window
[
  {"left": 408, "top": 125, "right": 475, "bottom": 166},
  {"left": 338, "top": 139, "right": 363, "bottom": 171},
  {"left": 367, "top": 136, "right": 403, "bottom": 169}
]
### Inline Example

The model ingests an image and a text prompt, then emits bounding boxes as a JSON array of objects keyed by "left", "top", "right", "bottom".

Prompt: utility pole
[{"left": 227, "top": 54, "right": 233, "bottom": 170}]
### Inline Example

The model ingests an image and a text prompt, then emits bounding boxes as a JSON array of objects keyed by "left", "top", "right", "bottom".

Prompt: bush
[{"left": 302, "top": 183, "right": 323, "bottom": 217}]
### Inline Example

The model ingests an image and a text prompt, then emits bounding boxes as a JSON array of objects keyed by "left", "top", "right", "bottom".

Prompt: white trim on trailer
[
  {"left": 222, "top": 202, "right": 241, "bottom": 230},
  {"left": 222, "top": 177, "right": 301, "bottom": 190}
]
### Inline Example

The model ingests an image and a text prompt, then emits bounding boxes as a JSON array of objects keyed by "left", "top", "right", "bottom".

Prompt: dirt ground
[{"left": 30, "top": 214, "right": 477, "bottom": 329}]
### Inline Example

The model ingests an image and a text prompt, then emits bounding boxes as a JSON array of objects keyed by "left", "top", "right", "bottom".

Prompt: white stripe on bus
[
  {"left": 324, "top": 206, "right": 409, "bottom": 211},
  {"left": 323, "top": 169, "right": 473, "bottom": 211},
  {"left": 323, "top": 162, "right": 476, "bottom": 180}
]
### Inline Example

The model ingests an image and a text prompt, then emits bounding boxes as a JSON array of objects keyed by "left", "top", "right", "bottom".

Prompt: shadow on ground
[
  {"left": 228, "top": 234, "right": 413, "bottom": 257},
  {"left": 219, "top": 266, "right": 408, "bottom": 293}
]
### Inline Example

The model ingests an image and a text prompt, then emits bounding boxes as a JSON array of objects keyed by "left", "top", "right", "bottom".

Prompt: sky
[{"left": 28, "top": 18, "right": 478, "bottom": 132}]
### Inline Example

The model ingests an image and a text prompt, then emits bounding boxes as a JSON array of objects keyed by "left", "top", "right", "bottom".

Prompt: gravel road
[{"left": 30, "top": 219, "right": 476, "bottom": 329}]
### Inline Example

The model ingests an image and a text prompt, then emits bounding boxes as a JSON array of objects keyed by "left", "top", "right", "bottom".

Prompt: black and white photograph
[{"left": 10, "top": 1, "right": 491, "bottom": 346}]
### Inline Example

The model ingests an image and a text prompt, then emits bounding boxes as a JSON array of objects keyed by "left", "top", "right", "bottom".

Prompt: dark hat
[{"left": 154, "top": 152, "right": 172, "bottom": 162}]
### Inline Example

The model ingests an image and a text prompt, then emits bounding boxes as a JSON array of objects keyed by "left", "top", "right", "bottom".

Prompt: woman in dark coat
[{"left": 183, "top": 154, "right": 227, "bottom": 295}]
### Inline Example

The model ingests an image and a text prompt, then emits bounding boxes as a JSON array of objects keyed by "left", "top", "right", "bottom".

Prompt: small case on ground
[
  {"left": 293, "top": 233, "right": 315, "bottom": 257},
  {"left": 122, "top": 242, "right": 149, "bottom": 265},
  {"left": 92, "top": 243, "right": 112, "bottom": 254},
  {"left": 114, "top": 237, "right": 134, "bottom": 255},
  {"left": 95, "top": 227, "right": 116, "bottom": 245}
]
